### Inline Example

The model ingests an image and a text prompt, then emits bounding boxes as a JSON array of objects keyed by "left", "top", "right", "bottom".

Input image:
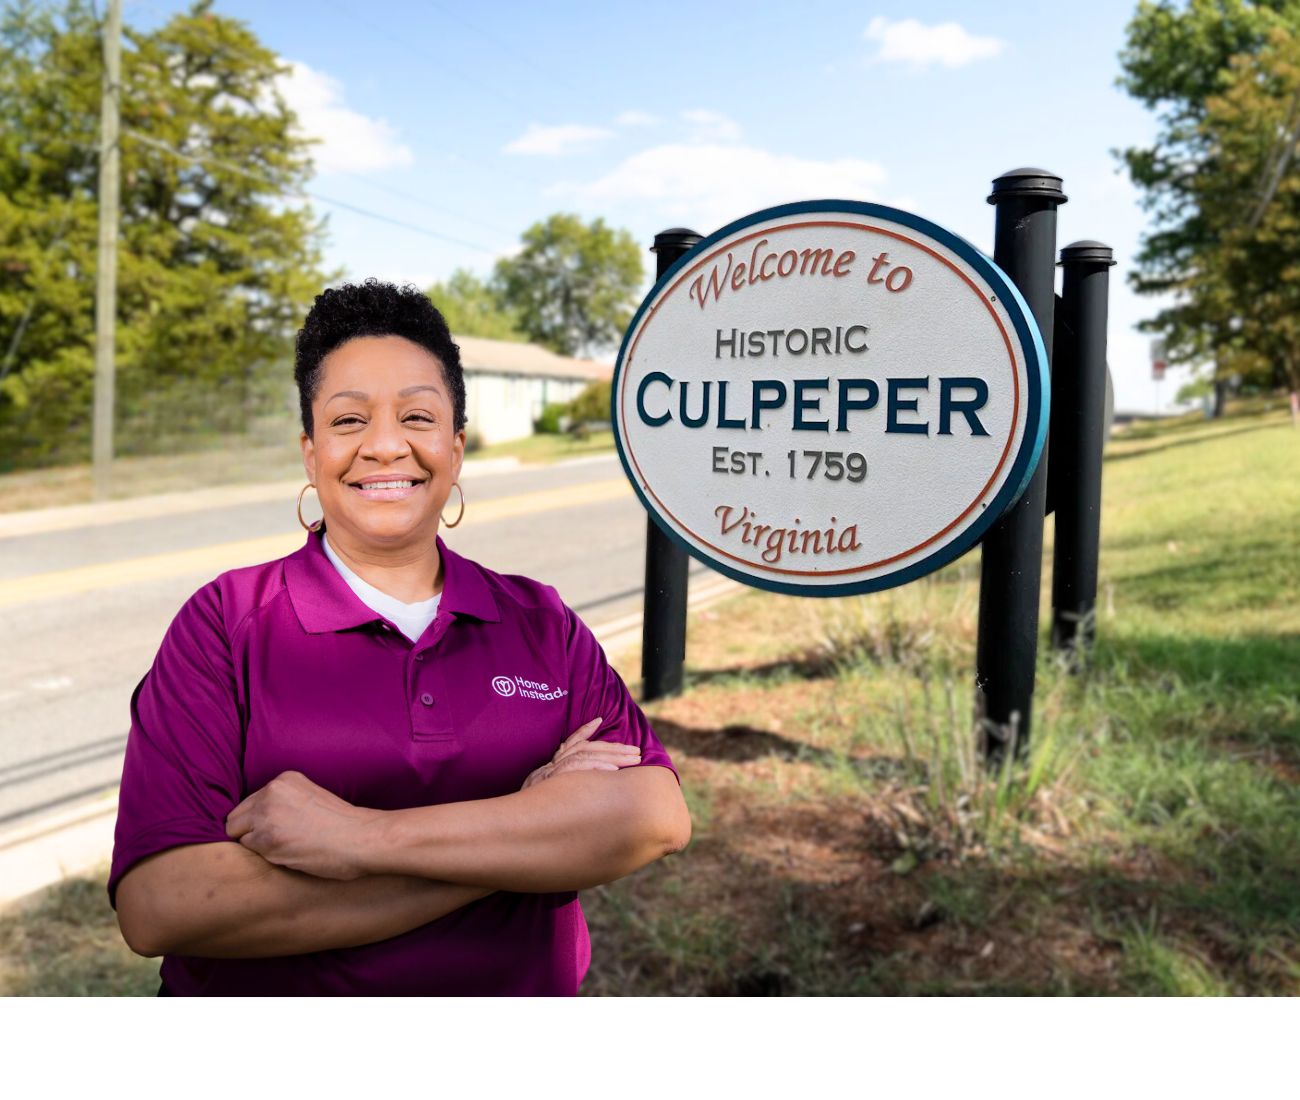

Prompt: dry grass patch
[{"left": 0, "top": 869, "right": 157, "bottom": 996}]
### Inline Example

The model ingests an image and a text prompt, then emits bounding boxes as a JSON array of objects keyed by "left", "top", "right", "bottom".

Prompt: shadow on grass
[
  {"left": 585, "top": 768, "right": 1300, "bottom": 994},
  {"left": 1109, "top": 540, "right": 1297, "bottom": 614},
  {"left": 599, "top": 646, "right": 1300, "bottom": 994},
  {"left": 1105, "top": 420, "right": 1287, "bottom": 463},
  {"left": 908, "top": 852, "right": 1300, "bottom": 994},
  {"left": 685, "top": 652, "right": 838, "bottom": 687},
  {"left": 1096, "top": 630, "right": 1300, "bottom": 698},
  {"left": 651, "top": 717, "right": 841, "bottom": 766}
]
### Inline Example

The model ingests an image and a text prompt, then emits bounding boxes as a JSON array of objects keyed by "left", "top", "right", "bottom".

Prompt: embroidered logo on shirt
[{"left": 493, "top": 675, "right": 569, "bottom": 701}]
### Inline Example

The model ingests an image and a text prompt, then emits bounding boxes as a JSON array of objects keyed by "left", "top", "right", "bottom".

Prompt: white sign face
[{"left": 612, "top": 201, "right": 1049, "bottom": 596}]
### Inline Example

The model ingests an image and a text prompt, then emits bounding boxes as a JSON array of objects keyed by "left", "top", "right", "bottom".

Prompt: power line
[
  {"left": 317, "top": 0, "right": 538, "bottom": 119},
  {"left": 422, "top": 0, "right": 593, "bottom": 102},
  {"left": 122, "top": 128, "right": 504, "bottom": 255},
  {"left": 314, "top": 0, "right": 552, "bottom": 188},
  {"left": 322, "top": 167, "right": 515, "bottom": 238}
]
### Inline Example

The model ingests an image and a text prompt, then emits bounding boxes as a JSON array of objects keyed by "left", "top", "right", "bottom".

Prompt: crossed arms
[{"left": 115, "top": 723, "right": 690, "bottom": 959}]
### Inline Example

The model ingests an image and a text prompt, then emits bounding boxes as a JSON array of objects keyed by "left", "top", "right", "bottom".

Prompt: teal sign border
[{"left": 611, "top": 199, "right": 1050, "bottom": 597}]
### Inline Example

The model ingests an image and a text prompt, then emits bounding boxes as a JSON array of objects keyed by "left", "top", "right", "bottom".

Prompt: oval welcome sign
[{"left": 612, "top": 200, "right": 1050, "bottom": 596}]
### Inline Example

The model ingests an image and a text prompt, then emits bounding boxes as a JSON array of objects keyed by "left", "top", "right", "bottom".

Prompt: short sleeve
[
  {"left": 107, "top": 582, "right": 246, "bottom": 907},
  {"left": 561, "top": 604, "right": 679, "bottom": 785}
]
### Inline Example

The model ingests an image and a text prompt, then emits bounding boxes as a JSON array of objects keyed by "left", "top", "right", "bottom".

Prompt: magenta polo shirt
[{"left": 108, "top": 527, "right": 678, "bottom": 996}]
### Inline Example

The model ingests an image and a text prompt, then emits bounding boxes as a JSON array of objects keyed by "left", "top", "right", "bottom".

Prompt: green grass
[
  {"left": 469, "top": 429, "right": 615, "bottom": 465},
  {"left": 581, "top": 402, "right": 1300, "bottom": 995}
]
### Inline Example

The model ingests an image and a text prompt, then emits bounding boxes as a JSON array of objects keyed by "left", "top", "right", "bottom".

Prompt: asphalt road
[{"left": 0, "top": 453, "right": 712, "bottom": 833}]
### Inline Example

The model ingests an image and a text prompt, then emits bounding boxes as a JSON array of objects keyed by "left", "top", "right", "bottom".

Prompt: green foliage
[
  {"left": 0, "top": 0, "right": 328, "bottom": 469},
  {"left": 565, "top": 379, "right": 611, "bottom": 426},
  {"left": 1175, "top": 376, "right": 1214, "bottom": 401},
  {"left": 467, "top": 427, "right": 613, "bottom": 464},
  {"left": 1118, "top": 919, "right": 1232, "bottom": 995},
  {"left": 426, "top": 268, "right": 524, "bottom": 342},
  {"left": 1116, "top": 0, "right": 1300, "bottom": 378},
  {"left": 533, "top": 401, "right": 567, "bottom": 434},
  {"left": 493, "top": 213, "right": 642, "bottom": 357},
  {"left": 1192, "top": 24, "right": 1300, "bottom": 390}
]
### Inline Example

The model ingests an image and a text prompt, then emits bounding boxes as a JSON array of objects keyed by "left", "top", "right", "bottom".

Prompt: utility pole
[{"left": 92, "top": 0, "right": 122, "bottom": 500}]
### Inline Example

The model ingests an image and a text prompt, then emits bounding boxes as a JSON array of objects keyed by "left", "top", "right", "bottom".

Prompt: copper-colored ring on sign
[{"left": 620, "top": 219, "right": 1024, "bottom": 577}]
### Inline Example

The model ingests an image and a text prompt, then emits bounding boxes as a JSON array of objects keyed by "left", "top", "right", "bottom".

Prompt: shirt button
[
  {"left": 414, "top": 652, "right": 425, "bottom": 661},
  {"left": 420, "top": 692, "right": 434, "bottom": 706}
]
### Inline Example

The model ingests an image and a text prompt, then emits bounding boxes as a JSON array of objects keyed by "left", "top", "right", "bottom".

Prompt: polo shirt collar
[
  {"left": 285, "top": 527, "right": 500, "bottom": 635},
  {"left": 437, "top": 536, "right": 501, "bottom": 623}
]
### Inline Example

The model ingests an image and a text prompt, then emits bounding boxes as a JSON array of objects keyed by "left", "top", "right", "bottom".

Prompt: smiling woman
[
  {"left": 108, "top": 280, "right": 689, "bottom": 997},
  {"left": 300, "top": 335, "right": 466, "bottom": 577}
]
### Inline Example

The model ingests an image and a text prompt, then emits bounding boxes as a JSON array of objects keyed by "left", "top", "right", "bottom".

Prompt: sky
[{"left": 131, "top": 0, "right": 1187, "bottom": 414}]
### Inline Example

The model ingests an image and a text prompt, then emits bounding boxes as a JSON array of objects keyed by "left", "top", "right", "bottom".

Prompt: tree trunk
[
  {"left": 1212, "top": 378, "right": 1229, "bottom": 418},
  {"left": 1287, "top": 358, "right": 1299, "bottom": 429}
]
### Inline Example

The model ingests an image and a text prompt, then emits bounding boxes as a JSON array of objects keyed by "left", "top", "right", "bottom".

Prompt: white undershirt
[{"left": 322, "top": 532, "right": 441, "bottom": 643}]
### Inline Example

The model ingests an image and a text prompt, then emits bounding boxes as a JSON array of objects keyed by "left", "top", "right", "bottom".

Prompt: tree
[
  {"left": 426, "top": 268, "right": 524, "bottom": 342},
  {"left": 566, "top": 379, "right": 611, "bottom": 425},
  {"left": 1116, "top": 0, "right": 1299, "bottom": 410},
  {"left": 493, "top": 213, "right": 642, "bottom": 357},
  {"left": 0, "top": 0, "right": 328, "bottom": 468},
  {"left": 1194, "top": 24, "right": 1300, "bottom": 400}
]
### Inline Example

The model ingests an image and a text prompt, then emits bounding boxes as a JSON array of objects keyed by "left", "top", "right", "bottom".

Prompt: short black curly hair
[{"left": 294, "top": 278, "right": 466, "bottom": 437}]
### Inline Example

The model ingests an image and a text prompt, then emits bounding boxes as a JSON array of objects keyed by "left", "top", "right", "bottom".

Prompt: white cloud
[
  {"left": 276, "top": 61, "right": 413, "bottom": 173},
  {"left": 615, "top": 109, "right": 660, "bottom": 127},
  {"left": 571, "top": 143, "right": 887, "bottom": 231},
  {"left": 864, "top": 17, "right": 1005, "bottom": 68},
  {"left": 681, "top": 108, "right": 742, "bottom": 143},
  {"left": 503, "top": 123, "right": 614, "bottom": 156}
]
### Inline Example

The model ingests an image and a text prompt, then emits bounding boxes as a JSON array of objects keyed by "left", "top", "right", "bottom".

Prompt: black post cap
[
  {"left": 651, "top": 228, "right": 702, "bottom": 253},
  {"left": 1059, "top": 240, "right": 1116, "bottom": 266},
  {"left": 987, "top": 168, "right": 1067, "bottom": 206}
]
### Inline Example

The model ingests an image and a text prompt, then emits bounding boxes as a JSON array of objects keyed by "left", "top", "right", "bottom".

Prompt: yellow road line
[
  {"left": 455, "top": 477, "right": 630, "bottom": 526},
  {"left": 0, "top": 478, "right": 632, "bottom": 608}
]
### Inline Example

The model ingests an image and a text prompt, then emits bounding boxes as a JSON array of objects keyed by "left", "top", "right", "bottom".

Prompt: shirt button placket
[{"left": 410, "top": 637, "right": 450, "bottom": 743}]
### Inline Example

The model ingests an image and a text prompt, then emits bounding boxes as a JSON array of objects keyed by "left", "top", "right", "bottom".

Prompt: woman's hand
[
  {"left": 224, "top": 722, "right": 643, "bottom": 878},
  {"left": 225, "top": 770, "right": 378, "bottom": 881},
  {"left": 521, "top": 717, "right": 642, "bottom": 790}
]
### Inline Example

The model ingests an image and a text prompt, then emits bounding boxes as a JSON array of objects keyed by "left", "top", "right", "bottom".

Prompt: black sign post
[
  {"left": 641, "top": 228, "right": 702, "bottom": 702},
  {"left": 626, "top": 188, "right": 1107, "bottom": 760},
  {"left": 975, "top": 169, "right": 1066, "bottom": 759},
  {"left": 1051, "top": 241, "right": 1115, "bottom": 662}
]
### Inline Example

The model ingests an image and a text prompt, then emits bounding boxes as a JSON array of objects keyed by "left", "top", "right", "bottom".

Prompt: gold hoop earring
[
  {"left": 442, "top": 482, "right": 465, "bottom": 529},
  {"left": 297, "top": 483, "right": 323, "bottom": 533}
]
